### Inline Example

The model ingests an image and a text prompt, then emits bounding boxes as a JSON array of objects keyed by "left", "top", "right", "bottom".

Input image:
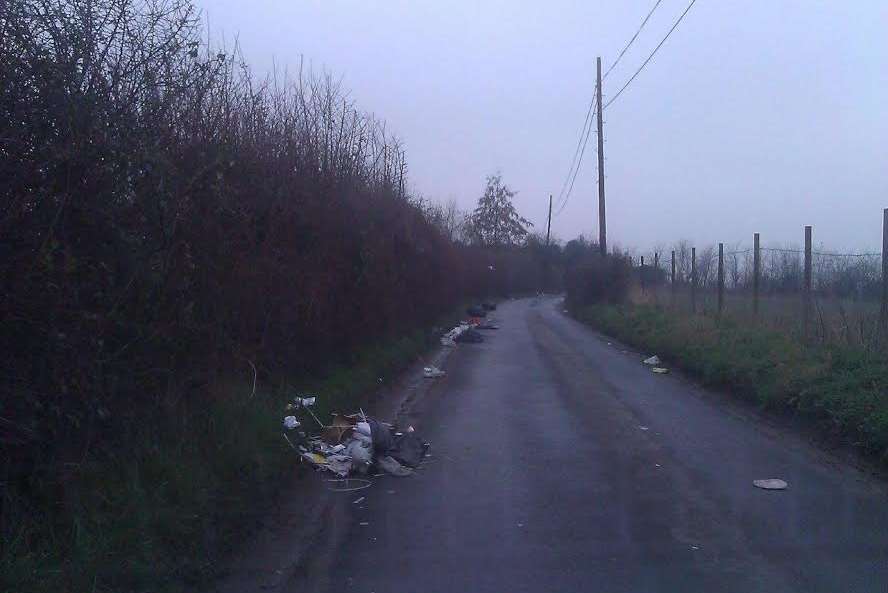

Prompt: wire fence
[{"left": 629, "top": 220, "right": 888, "bottom": 350}]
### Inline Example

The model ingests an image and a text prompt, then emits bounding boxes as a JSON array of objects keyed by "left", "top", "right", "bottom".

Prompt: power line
[
  {"left": 602, "top": 0, "right": 665, "bottom": 80},
  {"left": 604, "top": 0, "right": 699, "bottom": 110},
  {"left": 555, "top": 98, "right": 596, "bottom": 208},
  {"left": 556, "top": 94, "right": 599, "bottom": 216},
  {"left": 556, "top": 0, "right": 664, "bottom": 218}
]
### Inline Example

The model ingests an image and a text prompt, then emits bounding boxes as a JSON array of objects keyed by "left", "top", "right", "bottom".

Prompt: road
[{"left": 317, "top": 296, "right": 888, "bottom": 593}]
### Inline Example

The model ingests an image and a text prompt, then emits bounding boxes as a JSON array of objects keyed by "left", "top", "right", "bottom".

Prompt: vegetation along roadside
[
  {"left": 1, "top": 313, "right": 463, "bottom": 593},
  {"left": 571, "top": 302, "right": 888, "bottom": 464}
]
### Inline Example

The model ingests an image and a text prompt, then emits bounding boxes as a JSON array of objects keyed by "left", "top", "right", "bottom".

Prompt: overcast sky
[{"left": 197, "top": 0, "right": 887, "bottom": 252}]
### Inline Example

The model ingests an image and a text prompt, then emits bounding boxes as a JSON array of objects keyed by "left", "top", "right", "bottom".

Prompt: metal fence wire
[{"left": 629, "top": 218, "right": 888, "bottom": 349}]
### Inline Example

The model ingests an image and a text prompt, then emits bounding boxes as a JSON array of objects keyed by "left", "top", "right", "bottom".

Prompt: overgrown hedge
[{"left": 0, "top": 1, "right": 551, "bottom": 590}]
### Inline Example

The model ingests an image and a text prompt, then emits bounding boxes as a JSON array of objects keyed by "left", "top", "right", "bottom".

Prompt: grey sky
[{"left": 198, "top": 0, "right": 887, "bottom": 251}]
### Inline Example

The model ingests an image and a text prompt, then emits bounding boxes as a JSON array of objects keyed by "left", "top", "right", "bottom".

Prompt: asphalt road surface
[{"left": 321, "top": 296, "right": 888, "bottom": 593}]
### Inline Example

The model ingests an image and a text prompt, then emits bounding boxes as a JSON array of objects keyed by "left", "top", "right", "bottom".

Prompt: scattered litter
[
  {"left": 517, "top": 522, "right": 524, "bottom": 528},
  {"left": 643, "top": 355, "right": 661, "bottom": 366},
  {"left": 324, "top": 454, "right": 354, "bottom": 477},
  {"left": 423, "top": 366, "right": 446, "bottom": 378},
  {"left": 359, "top": 522, "right": 369, "bottom": 526},
  {"left": 691, "top": 545, "right": 700, "bottom": 551},
  {"left": 287, "top": 396, "right": 316, "bottom": 410},
  {"left": 353, "top": 496, "right": 365, "bottom": 505},
  {"left": 753, "top": 479, "right": 788, "bottom": 490},
  {"left": 651, "top": 367, "right": 670, "bottom": 374},
  {"left": 655, "top": 463, "right": 661, "bottom": 468},
  {"left": 377, "top": 455, "right": 413, "bottom": 477},
  {"left": 283, "top": 398, "right": 431, "bottom": 484},
  {"left": 563, "top": 309, "right": 569, "bottom": 313},
  {"left": 638, "top": 426, "right": 649, "bottom": 431},
  {"left": 455, "top": 327, "right": 484, "bottom": 343},
  {"left": 441, "top": 323, "right": 470, "bottom": 346},
  {"left": 324, "top": 478, "right": 372, "bottom": 492},
  {"left": 344, "top": 433, "right": 373, "bottom": 474},
  {"left": 387, "top": 490, "right": 396, "bottom": 494}
]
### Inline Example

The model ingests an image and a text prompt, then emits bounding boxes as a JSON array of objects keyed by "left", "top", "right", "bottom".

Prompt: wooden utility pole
[
  {"left": 691, "top": 247, "right": 697, "bottom": 314},
  {"left": 803, "top": 225, "right": 812, "bottom": 342},
  {"left": 640, "top": 256, "right": 645, "bottom": 295},
  {"left": 753, "top": 233, "right": 761, "bottom": 317},
  {"left": 717, "top": 243, "right": 725, "bottom": 318},
  {"left": 596, "top": 56, "right": 607, "bottom": 256},
  {"left": 546, "top": 194, "right": 553, "bottom": 246}
]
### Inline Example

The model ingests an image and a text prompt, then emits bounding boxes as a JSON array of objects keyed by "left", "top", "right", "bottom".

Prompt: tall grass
[{"left": 1, "top": 323, "right": 444, "bottom": 593}]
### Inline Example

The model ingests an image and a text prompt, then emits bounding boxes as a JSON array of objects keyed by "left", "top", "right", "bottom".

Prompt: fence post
[
  {"left": 640, "top": 255, "right": 645, "bottom": 295},
  {"left": 753, "top": 232, "right": 760, "bottom": 317},
  {"left": 881, "top": 209, "right": 888, "bottom": 339},
  {"left": 671, "top": 250, "right": 676, "bottom": 307},
  {"left": 803, "top": 225, "right": 812, "bottom": 342},
  {"left": 691, "top": 247, "right": 697, "bottom": 314},
  {"left": 654, "top": 252, "right": 659, "bottom": 304},
  {"left": 718, "top": 243, "right": 724, "bottom": 318}
]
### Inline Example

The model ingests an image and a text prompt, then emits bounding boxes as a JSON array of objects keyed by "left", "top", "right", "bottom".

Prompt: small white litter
[
  {"left": 638, "top": 426, "right": 649, "bottom": 431},
  {"left": 354, "top": 422, "right": 372, "bottom": 437},
  {"left": 282, "top": 416, "right": 300, "bottom": 430},
  {"left": 753, "top": 479, "right": 788, "bottom": 490},
  {"left": 423, "top": 366, "right": 446, "bottom": 378},
  {"left": 441, "top": 323, "right": 471, "bottom": 347},
  {"left": 643, "top": 355, "right": 661, "bottom": 366},
  {"left": 353, "top": 496, "right": 365, "bottom": 505},
  {"left": 651, "top": 367, "right": 670, "bottom": 374}
]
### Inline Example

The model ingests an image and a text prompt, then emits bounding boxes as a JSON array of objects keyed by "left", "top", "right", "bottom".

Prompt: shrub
[{"left": 565, "top": 253, "right": 632, "bottom": 306}]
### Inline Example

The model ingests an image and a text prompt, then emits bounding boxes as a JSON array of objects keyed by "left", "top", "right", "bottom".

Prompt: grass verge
[
  {"left": 573, "top": 303, "right": 888, "bottom": 462},
  {"left": 1, "top": 316, "right": 458, "bottom": 593}
]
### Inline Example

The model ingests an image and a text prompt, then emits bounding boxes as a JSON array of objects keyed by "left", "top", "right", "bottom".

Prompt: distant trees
[
  {"left": 467, "top": 173, "right": 532, "bottom": 248},
  {"left": 422, "top": 198, "right": 467, "bottom": 243}
]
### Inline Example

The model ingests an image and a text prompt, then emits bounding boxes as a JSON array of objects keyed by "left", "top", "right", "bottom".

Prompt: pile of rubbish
[
  {"left": 440, "top": 322, "right": 485, "bottom": 345},
  {"left": 282, "top": 397, "right": 429, "bottom": 479},
  {"left": 440, "top": 303, "right": 500, "bottom": 346},
  {"left": 441, "top": 323, "right": 470, "bottom": 346}
]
